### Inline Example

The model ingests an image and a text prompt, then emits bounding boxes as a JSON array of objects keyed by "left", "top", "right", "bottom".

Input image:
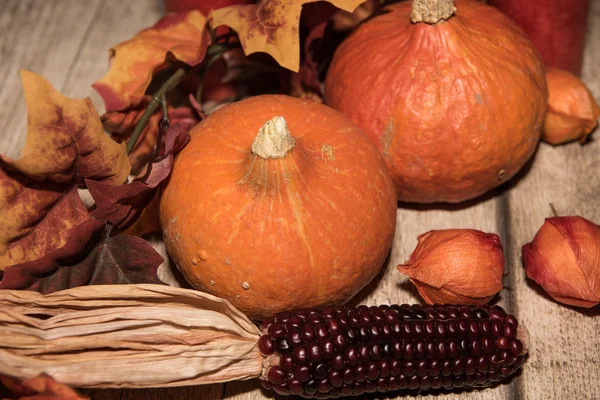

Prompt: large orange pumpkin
[
  {"left": 324, "top": 0, "right": 548, "bottom": 203},
  {"left": 159, "top": 95, "right": 397, "bottom": 318}
]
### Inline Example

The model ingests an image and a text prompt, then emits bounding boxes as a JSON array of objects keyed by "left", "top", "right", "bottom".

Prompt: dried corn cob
[{"left": 257, "top": 304, "right": 527, "bottom": 398}]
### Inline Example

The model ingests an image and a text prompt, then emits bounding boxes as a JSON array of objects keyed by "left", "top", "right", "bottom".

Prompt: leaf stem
[
  {"left": 126, "top": 68, "right": 187, "bottom": 155},
  {"left": 549, "top": 203, "right": 559, "bottom": 217}
]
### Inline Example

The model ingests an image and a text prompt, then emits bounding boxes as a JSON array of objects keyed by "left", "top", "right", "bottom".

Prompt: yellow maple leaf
[{"left": 210, "top": 0, "right": 364, "bottom": 72}]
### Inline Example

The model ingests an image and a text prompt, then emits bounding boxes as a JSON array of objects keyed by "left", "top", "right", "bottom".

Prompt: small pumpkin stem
[
  {"left": 410, "top": 0, "right": 456, "bottom": 24},
  {"left": 251, "top": 116, "right": 296, "bottom": 159}
]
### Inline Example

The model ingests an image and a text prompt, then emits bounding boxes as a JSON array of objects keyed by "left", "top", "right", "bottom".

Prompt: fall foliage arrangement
[{"left": 0, "top": 0, "right": 599, "bottom": 399}]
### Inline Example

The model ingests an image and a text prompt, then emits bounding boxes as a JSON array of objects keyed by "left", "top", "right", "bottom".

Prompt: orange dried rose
[
  {"left": 397, "top": 229, "right": 505, "bottom": 305},
  {"left": 543, "top": 67, "right": 600, "bottom": 145},
  {"left": 522, "top": 216, "right": 600, "bottom": 308}
]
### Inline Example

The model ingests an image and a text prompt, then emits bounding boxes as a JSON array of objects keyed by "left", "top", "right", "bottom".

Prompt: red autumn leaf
[
  {"left": 0, "top": 71, "right": 130, "bottom": 270},
  {"left": 92, "top": 11, "right": 211, "bottom": 112},
  {"left": 210, "top": 0, "right": 364, "bottom": 72},
  {"left": 87, "top": 124, "right": 191, "bottom": 232},
  {"left": 0, "top": 233, "right": 164, "bottom": 293},
  {"left": 102, "top": 96, "right": 199, "bottom": 174},
  {"left": 0, "top": 374, "right": 88, "bottom": 400}
]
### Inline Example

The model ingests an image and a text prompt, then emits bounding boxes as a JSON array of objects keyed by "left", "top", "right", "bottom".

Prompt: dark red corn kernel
[
  {"left": 381, "top": 324, "right": 392, "bottom": 340},
  {"left": 365, "top": 380, "right": 378, "bottom": 393},
  {"left": 289, "top": 378, "right": 304, "bottom": 395},
  {"left": 471, "top": 339, "right": 483, "bottom": 356},
  {"left": 331, "top": 354, "right": 345, "bottom": 370},
  {"left": 382, "top": 342, "right": 394, "bottom": 359},
  {"left": 465, "top": 375, "right": 477, "bottom": 386},
  {"left": 476, "top": 372, "right": 488, "bottom": 385},
  {"left": 468, "top": 320, "right": 480, "bottom": 336},
  {"left": 268, "top": 323, "right": 286, "bottom": 338},
  {"left": 317, "top": 379, "right": 331, "bottom": 393},
  {"left": 358, "top": 344, "right": 370, "bottom": 362},
  {"left": 384, "top": 310, "right": 398, "bottom": 324},
  {"left": 453, "top": 359, "right": 465, "bottom": 376},
  {"left": 380, "top": 360, "right": 391, "bottom": 378},
  {"left": 447, "top": 341, "right": 459, "bottom": 358},
  {"left": 459, "top": 306, "right": 474, "bottom": 319},
  {"left": 413, "top": 322, "right": 424, "bottom": 336},
  {"left": 392, "top": 340, "right": 403, "bottom": 359},
  {"left": 366, "top": 361, "right": 379, "bottom": 380},
  {"left": 276, "top": 337, "right": 292, "bottom": 354},
  {"left": 372, "top": 308, "right": 385, "bottom": 323},
  {"left": 436, "top": 322, "right": 447, "bottom": 338},
  {"left": 398, "top": 374, "right": 409, "bottom": 389},
  {"left": 321, "top": 307, "right": 336, "bottom": 318},
  {"left": 503, "top": 353, "right": 516, "bottom": 367},
  {"left": 437, "top": 341, "right": 448, "bottom": 359},
  {"left": 454, "top": 375, "right": 466, "bottom": 388},
  {"left": 424, "top": 321, "right": 436, "bottom": 337},
  {"left": 276, "top": 311, "right": 291, "bottom": 324},
  {"left": 280, "top": 354, "right": 295, "bottom": 372},
  {"left": 344, "top": 346, "right": 358, "bottom": 366},
  {"left": 308, "top": 343, "right": 322, "bottom": 363},
  {"left": 286, "top": 316, "right": 304, "bottom": 331},
  {"left": 504, "top": 324, "right": 517, "bottom": 339},
  {"left": 288, "top": 329, "right": 303, "bottom": 346},
  {"left": 320, "top": 339, "right": 335, "bottom": 360},
  {"left": 465, "top": 357, "right": 477, "bottom": 375},
  {"left": 495, "top": 337, "right": 510, "bottom": 350},
  {"left": 425, "top": 307, "right": 437, "bottom": 320},
  {"left": 510, "top": 339, "right": 524, "bottom": 356},
  {"left": 477, "top": 356, "right": 489, "bottom": 372},
  {"left": 260, "top": 377, "right": 272, "bottom": 390},
  {"left": 388, "top": 375, "right": 400, "bottom": 390},
  {"left": 429, "top": 360, "right": 441, "bottom": 377},
  {"left": 441, "top": 360, "right": 452, "bottom": 377},
  {"left": 370, "top": 343, "right": 382, "bottom": 361},
  {"left": 491, "top": 321, "right": 503, "bottom": 338},
  {"left": 354, "top": 364, "right": 367, "bottom": 383},
  {"left": 473, "top": 307, "right": 489, "bottom": 319},
  {"left": 481, "top": 337, "right": 495, "bottom": 354},
  {"left": 268, "top": 366, "right": 288, "bottom": 385},
  {"left": 446, "top": 306, "right": 459, "bottom": 319},
  {"left": 294, "top": 365, "right": 311, "bottom": 382},
  {"left": 293, "top": 345, "right": 310, "bottom": 365},
  {"left": 376, "top": 377, "right": 389, "bottom": 392},
  {"left": 302, "top": 324, "right": 316, "bottom": 343},
  {"left": 305, "top": 379, "right": 318, "bottom": 394},
  {"left": 258, "top": 335, "right": 275, "bottom": 355},
  {"left": 408, "top": 375, "right": 420, "bottom": 390},
  {"left": 415, "top": 341, "right": 426, "bottom": 359},
  {"left": 442, "top": 375, "right": 454, "bottom": 388},
  {"left": 413, "top": 307, "right": 427, "bottom": 320},
  {"left": 403, "top": 361, "right": 416, "bottom": 377},
  {"left": 341, "top": 383, "right": 353, "bottom": 396},
  {"left": 329, "top": 389, "right": 341, "bottom": 398},
  {"left": 337, "top": 314, "right": 350, "bottom": 327},
  {"left": 505, "top": 315, "right": 518, "bottom": 328},
  {"left": 420, "top": 376, "right": 432, "bottom": 390},
  {"left": 514, "top": 356, "right": 525, "bottom": 369},
  {"left": 479, "top": 320, "right": 492, "bottom": 336},
  {"left": 489, "top": 371, "right": 502, "bottom": 382},
  {"left": 416, "top": 360, "right": 428, "bottom": 377},
  {"left": 358, "top": 326, "right": 370, "bottom": 342},
  {"left": 333, "top": 333, "right": 346, "bottom": 351},
  {"left": 404, "top": 342, "right": 415, "bottom": 360},
  {"left": 345, "top": 327, "right": 358, "bottom": 344},
  {"left": 488, "top": 308, "right": 505, "bottom": 321},
  {"left": 342, "top": 368, "right": 355, "bottom": 385},
  {"left": 391, "top": 360, "right": 402, "bottom": 376},
  {"left": 313, "top": 363, "right": 330, "bottom": 380},
  {"left": 457, "top": 318, "right": 469, "bottom": 335},
  {"left": 315, "top": 324, "right": 329, "bottom": 341},
  {"left": 347, "top": 310, "right": 360, "bottom": 325},
  {"left": 359, "top": 310, "right": 372, "bottom": 326},
  {"left": 272, "top": 383, "right": 290, "bottom": 396},
  {"left": 314, "top": 392, "right": 329, "bottom": 399},
  {"left": 400, "top": 323, "right": 412, "bottom": 338},
  {"left": 431, "top": 376, "right": 443, "bottom": 389},
  {"left": 307, "top": 315, "right": 324, "bottom": 326},
  {"left": 458, "top": 339, "right": 470, "bottom": 356},
  {"left": 446, "top": 321, "right": 457, "bottom": 336},
  {"left": 328, "top": 370, "right": 343, "bottom": 388},
  {"left": 352, "top": 381, "right": 365, "bottom": 395}
]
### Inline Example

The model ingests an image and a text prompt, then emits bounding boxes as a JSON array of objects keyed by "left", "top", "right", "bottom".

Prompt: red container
[{"left": 488, "top": 0, "right": 590, "bottom": 76}]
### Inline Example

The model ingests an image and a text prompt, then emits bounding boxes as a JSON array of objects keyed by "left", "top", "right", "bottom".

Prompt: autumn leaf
[
  {"left": 210, "top": 0, "right": 364, "bottom": 72},
  {"left": 0, "top": 232, "right": 164, "bottom": 293},
  {"left": 87, "top": 123, "right": 191, "bottom": 232},
  {"left": 0, "top": 71, "right": 130, "bottom": 270},
  {"left": 0, "top": 374, "right": 89, "bottom": 400},
  {"left": 93, "top": 11, "right": 211, "bottom": 112}
]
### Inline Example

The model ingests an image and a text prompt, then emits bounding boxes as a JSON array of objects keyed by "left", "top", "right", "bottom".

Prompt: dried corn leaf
[{"left": 0, "top": 284, "right": 262, "bottom": 388}]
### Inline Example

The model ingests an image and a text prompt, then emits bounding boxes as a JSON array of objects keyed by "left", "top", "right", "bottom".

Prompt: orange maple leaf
[
  {"left": 0, "top": 71, "right": 130, "bottom": 269},
  {"left": 210, "top": 0, "right": 364, "bottom": 72},
  {"left": 92, "top": 11, "right": 210, "bottom": 112}
]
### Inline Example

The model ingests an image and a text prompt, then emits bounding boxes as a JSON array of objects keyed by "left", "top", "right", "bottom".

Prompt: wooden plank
[
  {"left": 0, "top": 0, "right": 102, "bottom": 157},
  {"left": 503, "top": 1, "right": 600, "bottom": 399}
]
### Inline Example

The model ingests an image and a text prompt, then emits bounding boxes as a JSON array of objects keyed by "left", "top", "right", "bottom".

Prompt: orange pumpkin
[
  {"left": 159, "top": 95, "right": 397, "bottom": 318},
  {"left": 324, "top": 0, "right": 548, "bottom": 203}
]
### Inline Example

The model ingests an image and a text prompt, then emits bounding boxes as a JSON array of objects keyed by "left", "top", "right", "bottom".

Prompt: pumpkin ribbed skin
[
  {"left": 324, "top": 0, "right": 548, "bottom": 203},
  {"left": 159, "top": 95, "right": 397, "bottom": 318}
]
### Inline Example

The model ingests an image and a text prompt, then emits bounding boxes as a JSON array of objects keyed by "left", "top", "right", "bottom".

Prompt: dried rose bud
[
  {"left": 522, "top": 216, "right": 600, "bottom": 308},
  {"left": 543, "top": 67, "right": 600, "bottom": 145},
  {"left": 397, "top": 229, "right": 505, "bottom": 305}
]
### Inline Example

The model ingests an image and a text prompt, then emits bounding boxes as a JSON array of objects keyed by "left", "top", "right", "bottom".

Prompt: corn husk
[{"left": 0, "top": 284, "right": 263, "bottom": 388}]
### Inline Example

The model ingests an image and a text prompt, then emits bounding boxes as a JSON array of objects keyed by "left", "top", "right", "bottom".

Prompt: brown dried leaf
[
  {"left": 93, "top": 11, "right": 210, "bottom": 112},
  {"left": 210, "top": 0, "right": 364, "bottom": 71},
  {"left": 0, "top": 72, "right": 129, "bottom": 269},
  {"left": 0, "top": 284, "right": 262, "bottom": 388}
]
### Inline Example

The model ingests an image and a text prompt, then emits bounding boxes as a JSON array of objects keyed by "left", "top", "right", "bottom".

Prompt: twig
[{"left": 549, "top": 203, "right": 559, "bottom": 217}]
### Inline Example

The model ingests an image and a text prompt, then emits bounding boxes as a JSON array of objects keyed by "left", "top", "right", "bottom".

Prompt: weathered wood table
[{"left": 1, "top": 1, "right": 599, "bottom": 399}]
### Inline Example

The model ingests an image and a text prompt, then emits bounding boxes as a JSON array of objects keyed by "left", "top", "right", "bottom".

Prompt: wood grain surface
[{"left": 1, "top": 0, "right": 599, "bottom": 399}]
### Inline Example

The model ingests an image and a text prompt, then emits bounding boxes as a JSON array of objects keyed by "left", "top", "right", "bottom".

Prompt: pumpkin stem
[
  {"left": 410, "top": 0, "right": 455, "bottom": 24},
  {"left": 251, "top": 116, "right": 296, "bottom": 159}
]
